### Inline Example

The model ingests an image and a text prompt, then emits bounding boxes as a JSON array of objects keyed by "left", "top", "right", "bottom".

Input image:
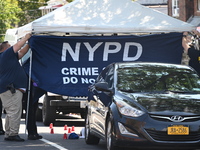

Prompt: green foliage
[
  {"left": 0, "top": 0, "right": 21, "bottom": 42},
  {"left": 17, "top": 0, "right": 73, "bottom": 26},
  {"left": 17, "top": 0, "right": 48, "bottom": 26},
  {"left": 0, "top": 0, "right": 85, "bottom": 42},
  {"left": 0, "top": 0, "right": 49, "bottom": 42}
]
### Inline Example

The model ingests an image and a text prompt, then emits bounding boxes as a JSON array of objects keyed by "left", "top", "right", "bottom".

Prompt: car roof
[{"left": 113, "top": 62, "right": 191, "bottom": 70}]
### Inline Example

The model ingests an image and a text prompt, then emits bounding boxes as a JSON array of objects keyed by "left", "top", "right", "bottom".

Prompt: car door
[{"left": 91, "top": 64, "right": 114, "bottom": 136}]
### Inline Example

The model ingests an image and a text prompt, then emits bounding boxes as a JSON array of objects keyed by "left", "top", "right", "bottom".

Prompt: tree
[
  {"left": 0, "top": 0, "right": 48, "bottom": 41},
  {"left": 17, "top": 0, "right": 48, "bottom": 26},
  {"left": 17, "top": 0, "right": 73, "bottom": 26},
  {"left": 0, "top": 0, "right": 21, "bottom": 42}
]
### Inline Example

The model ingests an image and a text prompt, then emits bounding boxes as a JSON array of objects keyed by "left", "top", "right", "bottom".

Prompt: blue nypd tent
[
  {"left": 19, "top": 0, "right": 195, "bottom": 96},
  {"left": 23, "top": 33, "right": 183, "bottom": 96}
]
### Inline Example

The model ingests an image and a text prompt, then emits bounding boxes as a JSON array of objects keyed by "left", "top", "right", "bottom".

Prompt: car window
[
  {"left": 96, "top": 64, "right": 113, "bottom": 83},
  {"left": 117, "top": 66, "right": 200, "bottom": 93}
]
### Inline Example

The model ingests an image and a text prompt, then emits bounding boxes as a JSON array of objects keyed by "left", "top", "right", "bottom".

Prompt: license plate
[{"left": 167, "top": 125, "right": 189, "bottom": 135}]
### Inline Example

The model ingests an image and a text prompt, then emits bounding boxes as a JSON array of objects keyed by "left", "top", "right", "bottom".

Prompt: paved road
[
  {"left": 0, "top": 114, "right": 199, "bottom": 150},
  {"left": 0, "top": 114, "right": 107, "bottom": 150}
]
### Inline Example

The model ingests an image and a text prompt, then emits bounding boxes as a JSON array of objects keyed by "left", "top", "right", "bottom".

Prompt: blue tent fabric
[{"left": 25, "top": 33, "right": 183, "bottom": 96}]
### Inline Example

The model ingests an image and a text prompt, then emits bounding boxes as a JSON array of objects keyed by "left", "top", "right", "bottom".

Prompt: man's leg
[
  {"left": 7, "top": 90, "right": 23, "bottom": 137},
  {"left": 0, "top": 90, "right": 23, "bottom": 140}
]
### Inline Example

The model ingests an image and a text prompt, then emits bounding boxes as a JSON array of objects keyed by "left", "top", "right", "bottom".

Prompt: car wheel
[
  {"left": 106, "top": 118, "right": 120, "bottom": 150},
  {"left": 42, "top": 95, "right": 56, "bottom": 126},
  {"left": 85, "top": 112, "right": 100, "bottom": 144}
]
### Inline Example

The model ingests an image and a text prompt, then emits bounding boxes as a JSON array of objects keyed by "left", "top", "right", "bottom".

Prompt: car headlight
[{"left": 115, "top": 99, "right": 144, "bottom": 117}]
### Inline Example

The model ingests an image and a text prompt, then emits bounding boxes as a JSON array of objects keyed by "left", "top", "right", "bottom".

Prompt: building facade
[
  {"left": 168, "top": 0, "right": 200, "bottom": 26},
  {"left": 136, "top": 0, "right": 168, "bottom": 5},
  {"left": 136, "top": 0, "right": 168, "bottom": 14},
  {"left": 39, "top": 0, "right": 67, "bottom": 16}
]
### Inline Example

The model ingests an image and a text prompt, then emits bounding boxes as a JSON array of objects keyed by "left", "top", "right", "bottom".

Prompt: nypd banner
[{"left": 25, "top": 33, "right": 183, "bottom": 96}]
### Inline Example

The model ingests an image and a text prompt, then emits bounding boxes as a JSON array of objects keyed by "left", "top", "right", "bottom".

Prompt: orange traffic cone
[
  {"left": 64, "top": 125, "right": 68, "bottom": 130},
  {"left": 50, "top": 128, "right": 54, "bottom": 134},
  {"left": 49, "top": 123, "right": 53, "bottom": 129},
  {"left": 63, "top": 133, "right": 67, "bottom": 139},
  {"left": 68, "top": 128, "right": 71, "bottom": 133},
  {"left": 72, "top": 126, "right": 75, "bottom": 132}
]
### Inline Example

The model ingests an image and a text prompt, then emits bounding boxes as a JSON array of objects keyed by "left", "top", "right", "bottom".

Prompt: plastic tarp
[
  {"left": 17, "top": 0, "right": 195, "bottom": 38},
  {"left": 24, "top": 33, "right": 183, "bottom": 96}
]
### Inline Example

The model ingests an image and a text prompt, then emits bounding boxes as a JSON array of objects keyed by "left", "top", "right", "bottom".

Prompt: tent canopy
[{"left": 17, "top": 0, "right": 195, "bottom": 38}]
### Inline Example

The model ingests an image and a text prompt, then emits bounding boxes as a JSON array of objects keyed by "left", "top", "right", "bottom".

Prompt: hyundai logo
[{"left": 170, "top": 116, "right": 184, "bottom": 122}]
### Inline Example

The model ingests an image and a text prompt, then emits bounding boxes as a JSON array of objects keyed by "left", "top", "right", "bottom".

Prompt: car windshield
[{"left": 117, "top": 65, "right": 200, "bottom": 93}]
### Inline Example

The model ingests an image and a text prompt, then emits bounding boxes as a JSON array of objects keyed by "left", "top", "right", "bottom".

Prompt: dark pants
[
  {"left": 26, "top": 98, "right": 38, "bottom": 135},
  {"left": 24, "top": 84, "right": 46, "bottom": 135}
]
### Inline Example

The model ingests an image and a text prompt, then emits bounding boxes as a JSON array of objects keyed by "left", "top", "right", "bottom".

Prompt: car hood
[{"left": 120, "top": 91, "right": 200, "bottom": 115}]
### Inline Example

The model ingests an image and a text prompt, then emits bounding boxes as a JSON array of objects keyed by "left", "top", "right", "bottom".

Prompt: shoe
[
  {"left": 35, "top": 134, "right": 43, "bottom": 139},
  {"left": 4, "top": 135, "right": 25, "bottom": 142},
  {"left": 28, "top": 135, "right": 37, "bottom": 140},
  {"left": 28, "top": 134, "right": 43, "bottom": 140},
  {"left": 0, "top": 130, "right": 5, "bottom": 135}
]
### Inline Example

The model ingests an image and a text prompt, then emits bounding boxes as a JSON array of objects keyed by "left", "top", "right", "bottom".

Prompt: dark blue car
[{"left": 85, "top": 62, "right": 200, "bottom": 150}]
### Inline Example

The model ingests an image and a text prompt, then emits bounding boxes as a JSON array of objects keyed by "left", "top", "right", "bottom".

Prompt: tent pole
[{"left": 25, "top": 50, "right": 32, "bottom": 136}]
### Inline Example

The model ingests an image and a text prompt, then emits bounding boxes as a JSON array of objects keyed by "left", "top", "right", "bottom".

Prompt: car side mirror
[{"left": 95, "top": 82, "right": 112, "bottom": 93}]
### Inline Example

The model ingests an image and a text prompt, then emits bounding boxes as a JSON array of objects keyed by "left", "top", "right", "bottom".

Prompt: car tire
[
  {"left": 106, "top": 118, "right": 120, "bottom": 150},
  {"left": 42, "top": 95, "right": 56, "bottom": 126},
  {"left": 85, "top": 112, "right": 100, "bottom": 144}
]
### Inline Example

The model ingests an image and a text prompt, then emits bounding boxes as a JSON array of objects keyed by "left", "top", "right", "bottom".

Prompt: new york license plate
[{"left": 167, "top": 125, "right": 189, "bottom": 135}]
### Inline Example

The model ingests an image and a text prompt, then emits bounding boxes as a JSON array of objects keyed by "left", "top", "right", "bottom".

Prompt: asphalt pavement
[
  {"left": 0, "top": 113, "right": 106, "bottom": 150},
  {"left": 0, "top": 114, "right": 199, "bottom": 150}
]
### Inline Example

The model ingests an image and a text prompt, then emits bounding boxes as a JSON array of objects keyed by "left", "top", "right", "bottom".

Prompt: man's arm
[
  {"left": 13, "top": 33, "right": 31, "bottom": 53},
  {"left": 18, "top": 44, "right": 30, "bottom": 59}
]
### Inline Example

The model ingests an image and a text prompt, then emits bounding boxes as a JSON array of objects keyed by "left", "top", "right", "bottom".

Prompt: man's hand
[
  {"left": 13, "top": 33, "right": 32, "bottom": 53},
  {"left": 24, "top": 33, "right": 32, "bottom": 41},
  {"left": 192, "top": 29, "right": 200, "bottom": 36}
]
